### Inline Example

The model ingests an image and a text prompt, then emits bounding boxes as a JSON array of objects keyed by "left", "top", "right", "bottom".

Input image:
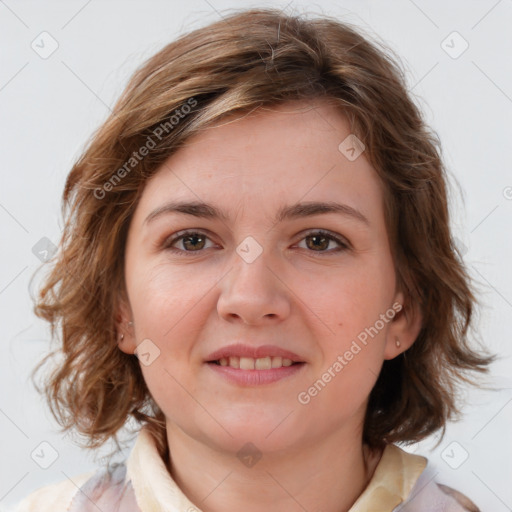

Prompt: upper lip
[{"left": 206, "top": 344, "right": 305, "bottom": 363}]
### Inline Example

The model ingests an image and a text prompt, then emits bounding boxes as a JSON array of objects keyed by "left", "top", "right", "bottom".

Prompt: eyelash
[{"left": 162, "top": 229, "right": 350, "bottom": 256}]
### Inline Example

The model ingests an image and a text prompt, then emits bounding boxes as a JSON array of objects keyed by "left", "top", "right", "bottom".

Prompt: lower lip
[{"left": 206, "top": 362, "right": 306, "bottom": 386}]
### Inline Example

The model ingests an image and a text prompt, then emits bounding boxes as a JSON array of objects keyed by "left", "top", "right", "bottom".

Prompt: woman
[{"left": 16, "top": 7, "right": 493, "bottom": 511}]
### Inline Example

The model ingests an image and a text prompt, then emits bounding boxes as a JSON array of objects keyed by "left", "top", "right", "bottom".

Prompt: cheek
[
  {"left": 128, "top": 264, "right": 212, "bottom": 419},
  {"left": 295, "top": 258, "right": 394, "bottom": 338},
  {"left": 139, "top": 357, "right": 208, "bottom": 432},
  {"left": 128, "top": 261, "right": 217, "bottom": 338}
]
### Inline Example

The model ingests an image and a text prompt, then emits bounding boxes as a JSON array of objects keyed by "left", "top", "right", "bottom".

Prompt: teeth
[
  {"left": 216, "top": 356, "right": 296, "bottom": 369},
  {"left": 240, "top": 357, "right": 254, "bottom": 370},
  {"left": 271, "top": 356, "right": 283, "bottom": 368},
  {"left": 255, "top": 356, "right": 271, "bottom": 370}
]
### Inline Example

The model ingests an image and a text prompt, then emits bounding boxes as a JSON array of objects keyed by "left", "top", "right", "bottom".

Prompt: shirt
[{"left": 13, "top": 425, "right": 480, "bottom": 511}]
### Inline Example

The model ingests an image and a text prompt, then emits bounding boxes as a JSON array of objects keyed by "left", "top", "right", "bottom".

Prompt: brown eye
[
  {"left": 163, "top": 229, "right": 348, "bottom": 256},
  {"left": 305, "top": 233, "right": 330, "bottom": 251},
  {"left": 181, "top": 233, "right": 206, "bottom": 251},
  {"left": 164, "top": 231, "right": 214, "bottom": 253},
  {"left": 298, "top": 230, "right": 349, "bottom": 253}
]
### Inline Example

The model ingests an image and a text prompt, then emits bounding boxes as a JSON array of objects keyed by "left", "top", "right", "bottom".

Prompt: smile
[
  {"left": 206, "top": 359, "right": 306, "bottom": 386},
  {"left": 212, "top": 356, "right": 299, "bottom": 370}
]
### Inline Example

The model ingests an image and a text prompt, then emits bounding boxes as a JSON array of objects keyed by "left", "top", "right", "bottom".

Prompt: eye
[
  {"left": 296, "top": 230, "right": 350, "bottom": 254},
  {"left": 162, "top": 229, "right": 350, "bottom": 255},
  {"left": 163, "top": 230, "right": 216, "bottom": 253}
]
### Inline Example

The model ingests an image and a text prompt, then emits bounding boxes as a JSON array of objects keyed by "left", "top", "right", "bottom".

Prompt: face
[{"left": 117, "top": 98, "right": 421, "bottom": 455}]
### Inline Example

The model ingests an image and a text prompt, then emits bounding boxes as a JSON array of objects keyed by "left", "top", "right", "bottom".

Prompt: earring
[
  {"left": 395, "top": 337, "right": 401, "bottom": 348},
  {"left": 119, "top": 333, "right": 124, "bottom": 342}
]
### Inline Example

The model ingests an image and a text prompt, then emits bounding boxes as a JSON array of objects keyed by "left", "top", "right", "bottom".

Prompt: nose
[{"left": 217, "top": 248, "right": 291, "bottom": 325}]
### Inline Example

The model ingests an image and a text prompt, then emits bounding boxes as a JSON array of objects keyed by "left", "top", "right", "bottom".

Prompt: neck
[{"left": 165, "top": 423, "right": 383, "bottom": 512}]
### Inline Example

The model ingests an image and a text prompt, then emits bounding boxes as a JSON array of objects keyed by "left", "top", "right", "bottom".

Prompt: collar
[
  {"left": 350, "top": 443, "right": 427, "bottom": 511},
  {"left": 126, "top": 425, "right": 427, "bottom": 512}
]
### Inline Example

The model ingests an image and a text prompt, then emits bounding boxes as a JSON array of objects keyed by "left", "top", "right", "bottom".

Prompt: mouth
[
  {"left": 206, "top": 356, "right": 306, "bottom": 386},
  {"left": 208, "top": 356, "right": 304, "bottom": 370}
]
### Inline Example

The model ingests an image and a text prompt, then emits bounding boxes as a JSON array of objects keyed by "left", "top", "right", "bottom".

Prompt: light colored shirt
[{"left": 13, "top": 425, "right": 479, "bottom": 511}]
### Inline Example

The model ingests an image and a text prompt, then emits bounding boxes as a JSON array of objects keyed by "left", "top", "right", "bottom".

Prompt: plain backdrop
[{"left": 1, "top": 0, "right": 511, "bottom": 510}]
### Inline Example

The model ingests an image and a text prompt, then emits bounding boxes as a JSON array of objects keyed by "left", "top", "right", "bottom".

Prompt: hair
[{"left": 31, "top": 6, "right": 495, "bottom": 462}]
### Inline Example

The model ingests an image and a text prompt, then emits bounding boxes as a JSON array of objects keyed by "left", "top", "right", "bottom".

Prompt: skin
[{"left": 116, "top": 98, "right": 422, "bottom": 512}]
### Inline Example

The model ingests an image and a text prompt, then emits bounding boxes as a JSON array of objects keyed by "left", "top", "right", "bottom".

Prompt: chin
[{"left": 210, "top": 414, "right": 305, "bottom": 453}]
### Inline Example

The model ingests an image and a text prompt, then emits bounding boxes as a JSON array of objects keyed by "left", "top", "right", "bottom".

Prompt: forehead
[{"left": 133, "top": 99, "right": 384, "bottom": 224}]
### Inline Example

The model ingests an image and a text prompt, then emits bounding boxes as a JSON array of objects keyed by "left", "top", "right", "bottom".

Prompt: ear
[
  {"left": 383, "top": 290, "right": 422, "bottom": 360},
  {"left": 114, "top": 291, "right": 137, "bottom": 355}
]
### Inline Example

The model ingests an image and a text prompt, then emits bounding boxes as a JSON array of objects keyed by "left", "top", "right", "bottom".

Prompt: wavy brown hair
[{"left": 31, "top": 7, "right": 495, "bottom": 462}]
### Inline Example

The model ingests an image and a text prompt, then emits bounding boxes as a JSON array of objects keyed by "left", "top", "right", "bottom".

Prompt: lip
[
  {"left": 206, "top": 361, "right": 306, "bottom": 386},
  {"left": 205, "top": 343, "right": 305, "bottom": 363}
]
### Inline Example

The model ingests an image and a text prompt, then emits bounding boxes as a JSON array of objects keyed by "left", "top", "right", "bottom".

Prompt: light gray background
[{"left": 1, "top": 0, "right": 511, "bottom": 510}]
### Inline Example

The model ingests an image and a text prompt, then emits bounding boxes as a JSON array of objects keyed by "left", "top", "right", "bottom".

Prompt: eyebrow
[{"left": 144, "top": 200, "right": 370, "bottom": 226}]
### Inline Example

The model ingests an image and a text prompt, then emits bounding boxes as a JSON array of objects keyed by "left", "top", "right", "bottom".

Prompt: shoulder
[
  {"left": 436, "top": 483, "right": 480, "bottom": 512},
  {"left": 12, "top": 471, "right": 95, "bottom": 512},
  {"left": 400, "top": 455, "right": 481, "bottom": 512},
  {"left": 379, "top": 444, "right": 481, "bottom": 512}
]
